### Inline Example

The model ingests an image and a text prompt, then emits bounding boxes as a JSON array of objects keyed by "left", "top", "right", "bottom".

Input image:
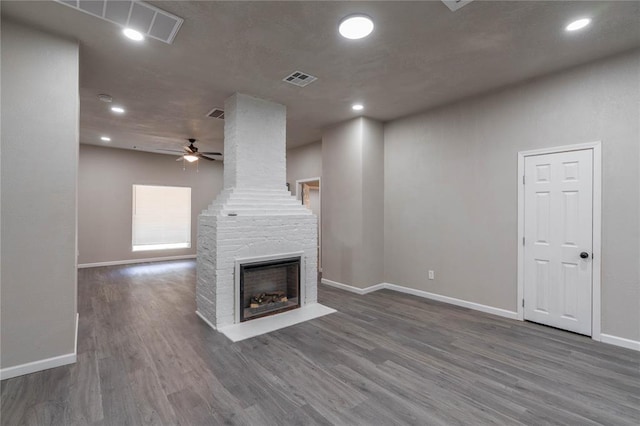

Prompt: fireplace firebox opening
[{"left": 239, "top": 257, "right": 301, "bottom": 322}]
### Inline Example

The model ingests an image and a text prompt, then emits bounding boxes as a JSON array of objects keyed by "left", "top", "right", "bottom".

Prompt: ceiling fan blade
[
  {"left": 176, "top": 156, "right": 185, "bottom": 161},
  {"left": 199, "top": 155, "right": 217, "bottom": 161},
  {"left": 183, "top": 146, "right": 193, "bottom": 153},
  {"left": 201, "top": 152, "right": 222, "bottom": 155}
]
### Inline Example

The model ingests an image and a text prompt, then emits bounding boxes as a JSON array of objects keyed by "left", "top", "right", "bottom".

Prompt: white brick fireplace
[{"left": 196, "top": 93, "right": 333, "bottom": 341}]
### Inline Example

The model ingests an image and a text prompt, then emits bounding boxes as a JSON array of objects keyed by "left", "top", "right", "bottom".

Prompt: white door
[{"left": 524, "top": 149, "right": 593, "bottom": 335}]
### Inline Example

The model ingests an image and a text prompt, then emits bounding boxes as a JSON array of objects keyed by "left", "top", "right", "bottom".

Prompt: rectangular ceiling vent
[
  {"left": 283, "top": 71, "right": 318, "bottom": 88},
  {"left": 54, "top": 0, "right": 184, "bottom": 44},
  {"left": 441, "top": 0, "right": 475, "bottom": 12},
  {"left": 207, "top": 108, "right": 225, "bottom": 120}
]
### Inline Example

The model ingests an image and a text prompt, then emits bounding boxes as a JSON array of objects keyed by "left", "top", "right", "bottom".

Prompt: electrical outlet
[{"left": 428, "top": 270, "right": 435, "bottom": 280}]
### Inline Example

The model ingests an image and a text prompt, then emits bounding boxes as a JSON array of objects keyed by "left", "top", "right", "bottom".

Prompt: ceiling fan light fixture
[{"left": 184, "top": 155, "right": 199, "bottom": 162}]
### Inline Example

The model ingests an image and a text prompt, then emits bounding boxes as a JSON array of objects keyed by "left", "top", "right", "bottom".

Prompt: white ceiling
[{"left": 2, "top": 1, "right": 639, "bottom": 155}]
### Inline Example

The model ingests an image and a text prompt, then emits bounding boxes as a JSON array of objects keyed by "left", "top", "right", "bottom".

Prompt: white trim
[
  {"left": 74, "top": 312, "right": 79, "bottom": 355},
  {"left": 1, "top": 312, "right": 79, "bottom": 381},
  {"left": 195, "top": 310, "right": 217, "bottom": 330},
  {"left": 132, "top": 242, "right": 191, "bottom": 252},
  {"left": 294, "top": 177, "right": 321, "bottom": 199},
  {"left": 295, "top": 177, "right": 322, "bottom": 271},
  {"left": 321, "top": 279, "right": 518, "bottom": 320},
  {"left": 517, "top": 151, "right": 526, "bottom": 321},
  {"left": 78, "top": 254, "right": 196, "bottom": 268},
  {"left": 591, "top": 143, "right": 602, "bottom": 340},
  {"left": 383, "top": 283, "right": 519, "bottom": 320},
  {"left": 517, "top": 141, "right": 602, "bottom": 340},
  {"left": 515, "top": 141, "right": 602, "bottom": 157},
  {"left": 600, "top": 334, "right": 640, "bottom": 352},
  {"left": 0, "top": 353, "right": 77, "bottom": 381},
  {"left": 321, "top": 278, "right": 385, "bottom": 295}
]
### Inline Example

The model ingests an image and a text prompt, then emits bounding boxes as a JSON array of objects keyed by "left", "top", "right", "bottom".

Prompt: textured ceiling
[{"left": 2, "top": 1, "right": 639, "bottom": 155}]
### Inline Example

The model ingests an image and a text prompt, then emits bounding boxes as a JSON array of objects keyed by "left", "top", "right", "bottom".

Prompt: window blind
[{"left": 132, "top": 185, "right": 191, "bottom": 251}]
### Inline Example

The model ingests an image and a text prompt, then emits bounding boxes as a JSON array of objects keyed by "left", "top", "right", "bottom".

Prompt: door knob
[{"left": 580, "top": 252, "right": 589, "bottom": 259}]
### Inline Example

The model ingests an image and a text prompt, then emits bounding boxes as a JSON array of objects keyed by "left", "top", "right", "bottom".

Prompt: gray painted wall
[
  {"left": 384, "top": 50, "right": 640, "bottom": 341},
  {"left": 322, "top": 117, "right": 384, "bottom": 288},
  {"left": 323, "top": 119, "right": 363, "bottom": 286},
  {"left": 1, "top": 20, "right": 79, "bottom": 368},
  {"left": 286, "top": 141, "right": 322, "bottom": 197},
  {"left": 362, "top": 119, "right": 385, "bottom": 288},
  {"left": 78, "top": 145, "right": 223, "bottom": 265}
]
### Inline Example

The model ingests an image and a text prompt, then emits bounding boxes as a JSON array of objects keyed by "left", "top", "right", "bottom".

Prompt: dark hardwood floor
[{"left": 2, "top": 260, "right": 639, "bottom": 425}]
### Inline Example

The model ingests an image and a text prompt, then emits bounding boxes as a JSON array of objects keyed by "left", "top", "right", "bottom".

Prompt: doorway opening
[
  {"left": 517, "top": 142, "right": 601, "bottom": 340},
  {"left": 296, "top": 177, "right": 321, "bottom": 271}
]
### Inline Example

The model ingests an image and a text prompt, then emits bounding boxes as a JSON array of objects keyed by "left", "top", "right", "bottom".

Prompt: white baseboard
[
  {"left": 321, "top": 280, "right": 639, "bottom": 351},
  {"left": 321, "top": 279, "right": 518, "bottom": 320},
  {"left": 382, "top": 283, "right": 519, "bottom": 320},
  {"left": 600, "top": 333, "right": 640, "bottom": 351},
  {"left": 321, "top": 278, "right": 385, "bottom": 295},
  {"left": 0, "top": 353, "right": 77, "bottom": 381},
  {"left": 195, "top": 310, "right": 217, "bottom": 330},
  {"left": 1, "top": 313, "right": 79, "bottom": 381},
  {"left": 78, "top": 254, "right": 196, "bottom": 268}
]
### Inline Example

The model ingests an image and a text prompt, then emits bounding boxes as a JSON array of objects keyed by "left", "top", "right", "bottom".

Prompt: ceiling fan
[{"left": 157, "top": 138, "right": 222, "bottom": 162}]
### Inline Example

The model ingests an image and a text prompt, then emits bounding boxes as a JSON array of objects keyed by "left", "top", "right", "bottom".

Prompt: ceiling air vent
[
  {"left": 53, "top": 0, "right": 184, "bottom": 44},
  {"left": 441, "top": 0, "right": 475, "bottom": 12},
  {"left": 207, "top": 108, "right": 225, "bottom": 120},
  {"left": 283, "top": 71, "right": 318, "bottom": 87}
]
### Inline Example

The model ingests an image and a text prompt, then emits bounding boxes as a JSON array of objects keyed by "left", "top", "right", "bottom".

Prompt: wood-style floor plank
[{"left": 2, "top": 260, "right": 639, "bottom": 425}]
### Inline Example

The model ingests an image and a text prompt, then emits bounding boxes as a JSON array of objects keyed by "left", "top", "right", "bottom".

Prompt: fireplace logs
[
  {"left": 239, "top": 256, "right": 301, "bottom": 322},
  {"left": 249, "top": 292, "right": 288, "bottom": 308}
]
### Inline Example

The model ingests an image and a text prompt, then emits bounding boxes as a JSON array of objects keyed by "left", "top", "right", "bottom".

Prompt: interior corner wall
[
  {"left": 361, "top": 119, "right": 385, "bottom": 288},
  {"left": 286, "top": 140, "right": 322, "bottom": 197},
  {"left": 78, "top": 144, "right": 223, "bottom": 265},
  {"left": 322, "top": 117, "right": 384, "bottom": 288},
  {"left": 1, "top": 20, "right": 79, "bottom": 369},
  {"left": 384, "top": 49, "right": 640, "bottom": 341}
]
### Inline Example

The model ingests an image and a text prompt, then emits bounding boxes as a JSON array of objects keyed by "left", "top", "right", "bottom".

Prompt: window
[{"left": 132, "top": 185, "right": 191, "bottom": 251}]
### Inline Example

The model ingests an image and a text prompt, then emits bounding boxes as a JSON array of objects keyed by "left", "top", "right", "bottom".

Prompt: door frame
[
  {"left": 295, "top": 177, "right": 321, "bottom": 202},
  {"left": 517, "top": 141, "right": 602, "bottom": 341},
  {"left": 295, "top": 177, "right": 322, "bottom": 271}
]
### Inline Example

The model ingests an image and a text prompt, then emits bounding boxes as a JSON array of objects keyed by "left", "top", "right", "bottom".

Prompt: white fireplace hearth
[{"left": 196, "top": 93, "right": 334, "bottom": 341}]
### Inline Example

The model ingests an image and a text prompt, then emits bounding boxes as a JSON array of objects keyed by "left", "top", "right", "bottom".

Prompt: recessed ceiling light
[
  {"left": 339, "top": 15, "right": 374, "bottom": 40},
  {"left": 100, "top": 136, "right": 111, "bottom": 142},
  {"left": 566, "top": 18, "right": 591, "bottom": 32},
  {"left": 97, "top": 94, "right": 113, "bottom": 103},
  {"left": 352, "top": 103, "right": 364, "bottom": 111},
  {"left": 123, "top": 28, "right": 144, "bottom": 41},
  {"left": 111, "top": 106, "right": 125, "bottom": 114}
]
